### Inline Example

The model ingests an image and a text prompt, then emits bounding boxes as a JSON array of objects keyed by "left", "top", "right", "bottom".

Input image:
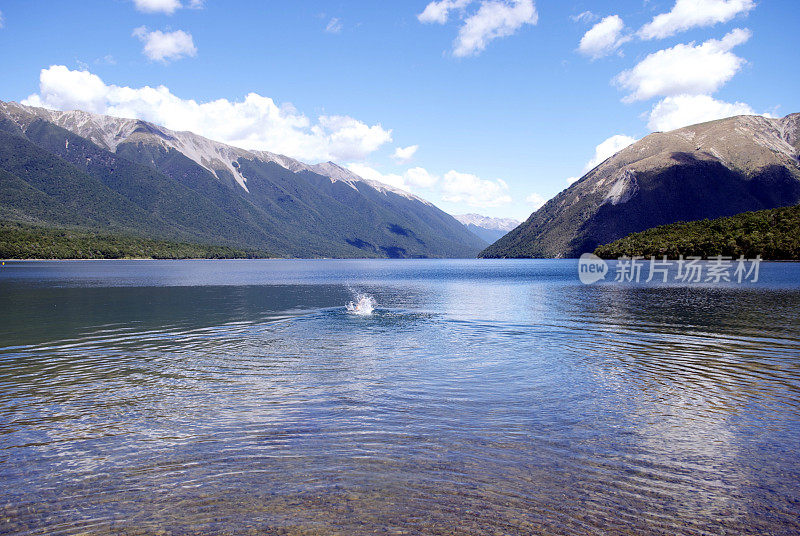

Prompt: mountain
[
  {"left": 453, "top": 213, "right": 520, "bottom": 244},
  {"left": 480, "top": 113, "right": 800, "bottom": 258},
  {"left": 0, "top": 101, "right": 486, "bottom": 258},
  {"left": 594, "top": 203, "right": 800, "bottom": 260}
]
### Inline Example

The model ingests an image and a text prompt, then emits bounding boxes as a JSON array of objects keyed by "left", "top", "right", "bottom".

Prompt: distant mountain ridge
[
  {"left": 481, "top": 113, "right": 800, "bottom": 258},
  {"left": 453, "top": 213, "right": 519, "bottom": 231},
  {"left": 454, "top": 213, "right": 520, "bottom": 244},
  {"left": 0, "top": 101, "right": 486, "bottom": 258}
]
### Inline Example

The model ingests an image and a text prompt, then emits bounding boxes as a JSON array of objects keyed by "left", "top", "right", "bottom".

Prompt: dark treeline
[
  {"left": 0, "top": 223, "right": 273, "bottom": 259},
  {"left": 595, "top": 204, "right": 800, "bottom": 260}
]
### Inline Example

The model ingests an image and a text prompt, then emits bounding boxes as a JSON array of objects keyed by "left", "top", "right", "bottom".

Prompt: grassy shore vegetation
[
  {"left": 594, "top": 204, "right": 800, "bottom": 260},
  {"left": 0, "top": 223, "right": 272, "bottom": 259}
]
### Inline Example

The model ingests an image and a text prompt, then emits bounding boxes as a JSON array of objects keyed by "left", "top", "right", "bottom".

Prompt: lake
[{"left": 1, "top": 259, "right": 799, "bottom": 535}]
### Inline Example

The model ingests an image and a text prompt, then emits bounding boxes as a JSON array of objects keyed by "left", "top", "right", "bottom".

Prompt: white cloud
[
  {"left": 314, "top": 116, "right": 393, "bottom": 161},
  {"left": 0, "top": 10, "right": 4, "bottom": 28},
  {"left": 615, "top": 28, "right": 751, "bottom": 102},
  {"left": 566, "top": 134, "right": 637, "bottom": 184},
  {"left": 24, "top": 67, "right": 111, "bottom": 113},
  {"left": 585, "top": 135, "right": 638, "bottom": 170},
  {"left": 571, "top": 11, "right": 597, "bottom": 24},
  {"left": 578, "top": 15, "right": 632, "bottom": 59},
  {"left": 442, "top": 170, "right": 512, "bottom": 207},
  {"left": 615, "top": 28, "right": 762, "bottom": 134},
  {"left": 525, "top": 192, "right": 546, "bottom": 210},
  {"left": 346, "top": 162, "right": 514, "bottom": 210},
  {"left": 418, "top": 0, "right": 538, "bottom": 57},
  {"left": 133, "top": 27, "right": 198, "bottom": 63},
  {"left": 405, "top": 166, "right": 438, "bottom": 188},
  {"left": 639, "top": 0, "right": 756, "bottom": 40},
  {"left": 344, "top": 164, "right": 439, "bottom": 192},
  {"left": 346, "top": 164, "right": 511, "bottom": 207},
  {"left": 346, "top": 163, "right": 409, "bottom": 191},
  {"left": 392, "top": 145, "right": 419, "bottom": 162},
  {"left": 22, "top": 65, "right": 393, "bottom": 163},
  {"left": 132, "top": 0, "right": 182, "bottom": 14},
  {"left": 325, "top": 18, "right": 343, "bottom": 34},
  {"left": 418, "top": 0, "right": 471, "bottom": 24},
  {"left": 454, "top": 0, "right": 538, "bottom": 57},
  {"left": 647, "top": 94, "right": 761, "bottom": 131}
]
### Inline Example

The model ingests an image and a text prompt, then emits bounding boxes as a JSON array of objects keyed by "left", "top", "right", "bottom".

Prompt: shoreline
[{"left": 3, "top": 257, "right": 799, "bottom": 262}]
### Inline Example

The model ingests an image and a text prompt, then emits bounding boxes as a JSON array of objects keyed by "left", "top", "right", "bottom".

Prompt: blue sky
[{"left": 0, "top": 0, "right": 798, "bottom": 220}]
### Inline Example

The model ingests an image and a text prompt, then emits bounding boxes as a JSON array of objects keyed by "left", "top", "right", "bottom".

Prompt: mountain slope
[
  {"left": 480, "top": 113, "right": 800, "bottom": 258},
  {"left": 454, "top": 214, "right": 519, "bottom": 244},
  {"left": 0, "top": 101, "right": 485, "bottom": 258},
  {"left": 0, "top": 130, "right": 170, "bottom": 233}
]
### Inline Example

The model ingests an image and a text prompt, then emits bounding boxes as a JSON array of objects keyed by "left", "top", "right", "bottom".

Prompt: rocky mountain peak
[{"left": 481, "top": 113, "right": 800, "bottom": 258}]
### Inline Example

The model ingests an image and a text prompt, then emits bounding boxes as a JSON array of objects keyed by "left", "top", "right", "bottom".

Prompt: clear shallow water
[{"left": 1, "top": 259, "right": 799, "bottom": 535}]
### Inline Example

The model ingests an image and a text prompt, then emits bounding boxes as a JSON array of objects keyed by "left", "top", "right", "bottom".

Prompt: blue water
[{"left": 1, "top": 259, "right": 799, "bottom": 535}]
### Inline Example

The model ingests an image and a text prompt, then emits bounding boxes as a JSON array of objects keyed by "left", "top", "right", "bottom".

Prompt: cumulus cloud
[
  {"left": 525, "top": 192, "right": 546, "bottom": 210},
  {"left": 133, "top": 27, "right": 197, "bottom": 63},
  {"left": 647, "top": 94, "right": 761, "bottom": 131},
  {"left": 578, "top": 15, "right": 632, "bottom": 59},
  {"left": 315, "top": 116, "right": 393, "bottom": 161},
  {"left": 131, "top": 0, "right": 203, "bottom": 14},
  {"left": 345, "top": 164, "right": 409, "bottom": 191},
  {"left": 442, "top": 170, "right": 512, "bottom": 207},
  {"left": 615, "top": 28, "right": 751, "bottom": 102},
  {"left": 454, "top": 0, "right": 538, "bottom": 57},
  {"left": 639, "top": 0, "right": 756, "bottom": 40},
  {"left": 132, "top": 0, "right": 182, "bottom": 14},
  {"left": 0, "top": 10, "right": 4, "bottom": 29},
  {"left": 566, "top": 134, "right": 637, "bottom": 184},
  {"left": 405, "top": 166, "right": 438, "bottom": 188},
  {"left": 22, "top": 65, "right": 393, "bottom": 163},
  {"left": 392, "top": 145, "right": 419, "bottom": 163},
  {"left": 346, "top": 164, "right": 511, "bottom": 207},
  {"left": 585, "top": 134, "right": 637, "bottom": 169},
  {"left": 418, "top": 0, "right": 471, "bottom": 24},
  {"left": 325, "top": 18, "right": 342, "bottom": 34},
  {"left": 614, "top": 28, "right": 762, "bottom": 133},
  {"left": 418, "top": 0, "right": 538, "bottom": 57},
  {"left": 344, "top": 164, "right": 438, "bottom": 192}
]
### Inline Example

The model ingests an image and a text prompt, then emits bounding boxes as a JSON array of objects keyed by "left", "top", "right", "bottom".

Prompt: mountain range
[
  {"left": 454, "top": 213, "right": 520, "bottom": 243},
  {"left": 481, "top": 113, "right": 800, "bottom": 258},
  {"left": 0, "top": 101, "right": 486, "bottom": 258},
  {"left": 4, "top": 103, "right": 799, "bottom": 261}
]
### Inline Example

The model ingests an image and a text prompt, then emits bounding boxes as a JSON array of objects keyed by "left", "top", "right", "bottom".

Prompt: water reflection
[{"left": 0, "top": 260, "right": 798, "bottom": 535}]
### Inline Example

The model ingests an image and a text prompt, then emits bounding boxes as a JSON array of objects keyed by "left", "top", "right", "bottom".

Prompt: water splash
[{"left": 346, "top": 294, "right": 376, "bottom": 316}]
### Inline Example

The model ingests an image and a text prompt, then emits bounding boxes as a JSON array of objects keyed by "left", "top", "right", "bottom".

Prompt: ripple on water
[{"left": 1, "top": 262, "right": 799, "bottom": 535}]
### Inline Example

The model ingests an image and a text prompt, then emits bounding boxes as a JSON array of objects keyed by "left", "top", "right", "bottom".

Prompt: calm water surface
[{"left": 1, "top": 259, "right": 799, "bottom": 535}]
